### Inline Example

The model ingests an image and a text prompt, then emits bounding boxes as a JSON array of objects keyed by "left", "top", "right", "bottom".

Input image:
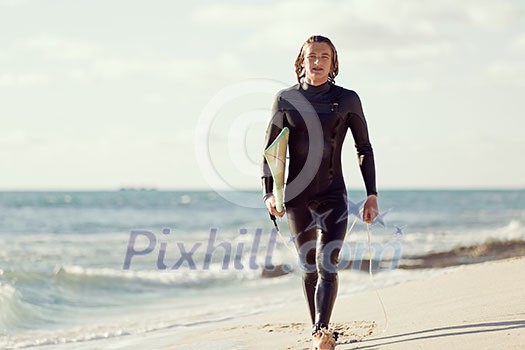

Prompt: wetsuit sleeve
[
  {"left": 346, "top": 92, "right": 378, "bottom": 196},
  {"left": 261, "top": 93, "right": 286, "bottom": 199}
]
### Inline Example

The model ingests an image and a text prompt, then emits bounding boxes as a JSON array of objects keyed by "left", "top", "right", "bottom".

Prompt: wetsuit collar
[{"left": 301, "top": 80, "right": 332, "bottom": 94}]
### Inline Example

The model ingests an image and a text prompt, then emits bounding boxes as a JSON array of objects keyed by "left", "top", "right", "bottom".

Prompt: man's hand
[
  {"left": 363, "top": 195, "right": 378, "bottom": 224},
  {"left": 265, "top": 194, "right": 286, "bottom": 218}
]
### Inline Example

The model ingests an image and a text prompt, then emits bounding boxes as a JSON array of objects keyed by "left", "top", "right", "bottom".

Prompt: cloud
[
  {"left": 142, "top": 92, "right": 166, "bottom": 105},
  {"left": 378, "top": 79, "right": 432, "bottom": 93},
  {"left": 189, "top": 0, "right": 487, "bottom": 65},
  {"left": 190, "top": 0, "right": 523, "bottom": 68},
  {"left": 4, "top": 33, "right": 254, "bottom": 84},
  {"left": 0, "top": 72, "right": 50, "bottom": 87},
  {"left": 19, "top": 34, "right": 103, "bottom": 62},
  {"left": 83, "top": 53, "right": 251, "bottom": 82},
  {"left": 0, "top": 129, "right": 43, "bottom": 149},
  {"left": 464, "top": 1, "right": 522, "bottom": 28},
  {"left": 0, "top": 0, "right": 28, "bottom": 7},
  {"left": 485, "top": 62, "right": 525, "bottom": 87},
  {"left": 511, "top": 34, "right": 525, "bottom": 53}
]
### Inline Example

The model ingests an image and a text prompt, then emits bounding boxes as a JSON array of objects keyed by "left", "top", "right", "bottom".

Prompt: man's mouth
[{"left": 312, "top": 67, "right": 323, "bottom": 73}]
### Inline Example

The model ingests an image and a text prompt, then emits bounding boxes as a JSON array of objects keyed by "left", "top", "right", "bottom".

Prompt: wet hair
[{"left": 294, "top": 35, "right": 339, "bottom": 84}]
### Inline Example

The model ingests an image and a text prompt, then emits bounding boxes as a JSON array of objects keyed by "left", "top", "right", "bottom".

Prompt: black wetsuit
[{"left": 261, "top": 81, "right": 377, "bottom": 329}]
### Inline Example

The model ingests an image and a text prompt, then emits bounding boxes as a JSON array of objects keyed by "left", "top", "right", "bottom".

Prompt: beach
[
  {"left": 1, "top": 190, "right": 524, "bottom": 349},
  {"left": 171, "top": 256, "right": 525, "bottom": 350},
  {"left": 3, "top": 1, "right": 525, "bottom": 348}
]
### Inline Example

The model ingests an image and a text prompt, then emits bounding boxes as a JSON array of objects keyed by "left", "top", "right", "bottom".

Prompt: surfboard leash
[
  {"left": 269, "top": 213, "right": 298, "bottom": 256},
  {"left": 365, "top": 221, "right": 389, "bottom": 333}
]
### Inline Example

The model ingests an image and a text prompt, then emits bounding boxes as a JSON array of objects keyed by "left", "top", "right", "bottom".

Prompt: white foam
[
  {"left": 0, "top": 283, "right": 32, "bottom": 336},
  {"left": 55, "top": 263, "right": 262, "bottom": 289}
]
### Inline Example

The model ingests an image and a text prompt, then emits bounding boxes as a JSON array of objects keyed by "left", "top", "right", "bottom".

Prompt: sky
[{"left": 0, "top": 0, "right": 524, "bottom": 191}]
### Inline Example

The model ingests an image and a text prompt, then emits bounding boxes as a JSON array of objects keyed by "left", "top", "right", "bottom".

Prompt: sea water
[{"left": 0, "top": 189, "right": 523, "bottom": 349}]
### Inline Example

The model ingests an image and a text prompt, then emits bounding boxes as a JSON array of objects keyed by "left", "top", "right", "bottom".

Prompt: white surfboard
[{"left": 263, "top": 127, "right": 289, "bottom": 212}]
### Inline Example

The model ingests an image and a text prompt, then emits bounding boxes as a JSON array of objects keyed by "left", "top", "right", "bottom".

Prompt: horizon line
[{"left": 0, "top": 186, "right": 523, "bottom": 192}]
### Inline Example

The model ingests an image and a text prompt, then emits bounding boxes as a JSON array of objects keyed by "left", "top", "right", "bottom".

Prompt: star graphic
[
  {"left": 392, "top": 224, "right": 406, "bottom": 235},
  {"left": 371, "top": 208, "right": 391, "bottom": 227},
  {"left": 304, "top": 208, "right": 333, "bottom": 233},
  {"left": 336, "top": 198, "right": 365, "bottom": 224}
]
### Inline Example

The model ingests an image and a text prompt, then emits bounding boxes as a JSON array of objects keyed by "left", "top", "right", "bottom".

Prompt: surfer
[{"left": 261, "top": 35, "right": 379, "bottom": 349}]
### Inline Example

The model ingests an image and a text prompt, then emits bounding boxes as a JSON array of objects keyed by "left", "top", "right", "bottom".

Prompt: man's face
[{"left": 302, "top": 42, "right": 332, "bottom": 84}]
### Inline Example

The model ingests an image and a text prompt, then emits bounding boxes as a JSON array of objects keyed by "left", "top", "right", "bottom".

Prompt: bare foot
[{"left": 311, "top": 328, "right": 336, "bottom": 350}]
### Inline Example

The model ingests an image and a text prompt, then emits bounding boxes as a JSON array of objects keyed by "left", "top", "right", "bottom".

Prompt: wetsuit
[{"left": 261, "top": 80, "right": 377, "bottom": 330}]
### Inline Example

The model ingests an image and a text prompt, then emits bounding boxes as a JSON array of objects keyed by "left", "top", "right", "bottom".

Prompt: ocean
[{"left": 0, "top": 189, "right": 524, "bottom": 349}]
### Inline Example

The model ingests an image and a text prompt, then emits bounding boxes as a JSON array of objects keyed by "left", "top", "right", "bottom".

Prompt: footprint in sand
[{"left": 257, "top": 321, "right": 377, "bottom": 349}]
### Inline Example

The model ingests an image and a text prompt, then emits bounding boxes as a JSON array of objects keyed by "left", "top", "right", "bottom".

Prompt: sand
[{"left": 171, "top": 257, "right": 525, "bottom": 350}]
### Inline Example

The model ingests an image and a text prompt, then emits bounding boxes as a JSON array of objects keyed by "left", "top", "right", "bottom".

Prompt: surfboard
[{"left": 263, "top": 127, "right": 289, "bottom": 212}]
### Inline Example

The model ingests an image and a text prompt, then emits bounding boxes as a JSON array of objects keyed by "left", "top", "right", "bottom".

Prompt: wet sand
[{"left": 169, "top": 257, "right": 525, "bottom": 349}]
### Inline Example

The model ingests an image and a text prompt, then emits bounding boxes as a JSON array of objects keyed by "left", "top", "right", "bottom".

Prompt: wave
[
  {"left": 0, "top": 265, "right": 267, "bottom": 349},
  {"left": 0, "top": 266, "right": 266, "bottom": 349},
  {"left": 0, "top": 283, "right": 38, "bottom": 336},
  {"left": 0, "top": 310, "right": 242, "bottom": 350},
  {"left": 0, "top": 265, "right": 261, "bottom": 336},
  {"left": 51, "top": 264, "right": 261, "bottom": 292},
  {"left": 399, "top": 238, "right": 525, "bottom": 270},
  {"left": 380, "top": 218, "right": 525, "bottom": 257}
]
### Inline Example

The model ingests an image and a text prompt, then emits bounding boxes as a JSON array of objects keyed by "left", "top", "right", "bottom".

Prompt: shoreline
[
  {"left": 171, "top": 257, "right": 525, "bottom": 349},
  {"left": 12, "top": 257, "right": 524, "bottom": 349}
]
